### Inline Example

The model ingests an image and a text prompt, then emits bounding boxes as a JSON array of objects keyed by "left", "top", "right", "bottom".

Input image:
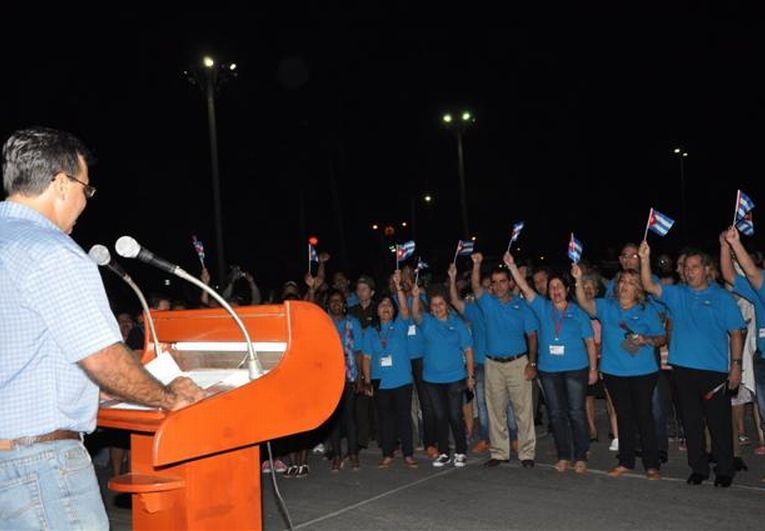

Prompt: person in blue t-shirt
[
  {"left": 505, "top": 252, "right": 597, "bottom": 474},
  {"left": 640, "top": 241, "right": 744, "bottom": 487},
  {"left": 573, "top": 263, "right": 666, "bottom": 480},
  {"left": 361, "top": 270, "right": 418, "bottom": 469},
  {"left": 411, "top": 282, "right": 474, "bottom": 468}
]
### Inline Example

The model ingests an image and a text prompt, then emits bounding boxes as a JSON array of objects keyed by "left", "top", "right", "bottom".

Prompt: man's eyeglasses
[
  {"left": 620, "top": 253, "right": 638, "bottom": 259},
  {"left": 62, "top": 173, "right": 96, "bottom": 199}
]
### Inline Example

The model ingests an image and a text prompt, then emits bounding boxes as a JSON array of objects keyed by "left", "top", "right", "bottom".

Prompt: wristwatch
[{"left": 529, "top": 362, "right": 537, "bottom": 368}]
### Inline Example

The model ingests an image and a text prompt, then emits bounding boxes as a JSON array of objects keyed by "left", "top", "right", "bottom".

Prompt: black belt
[
  {"left": 0, "top": 430, "right": 80, "bottom": 451},
  {"left": 486, "top": 353, "right": 527, "bottom": 363}
]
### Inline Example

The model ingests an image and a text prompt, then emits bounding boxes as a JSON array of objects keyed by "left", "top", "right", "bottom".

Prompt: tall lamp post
[
  {"left": 674, "top": 147, "right": 688, "bottom": 239},
  {"left": 442, "top": 111, "right": 475, "bottom": 239},
  {"left": 185, "top": 56, "right": 238, "bottom": 285}
]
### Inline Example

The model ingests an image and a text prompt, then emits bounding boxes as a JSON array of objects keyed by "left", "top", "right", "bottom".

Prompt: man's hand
[
  {"left": 524, "top": 364, "right": 537, "bottom": 381},
  {"left": 471, "top": 252, "right": 483, "bottom": 265},
  {"left": 503, "top": 251, "right": 515, "bottom": 268},
  {"left": 162, "top": 376, "right": 207, "bottom": 411}
]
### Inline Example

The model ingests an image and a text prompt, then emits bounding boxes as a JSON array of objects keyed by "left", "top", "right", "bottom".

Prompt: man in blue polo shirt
[
  {"left": 471, "top": 253, "right": 539, "bottom": 468},
  {"left": 639, "top": 241, "right": 744, "bottom": 487},
  {"left": 0, "top": 127, "right": 205, "bottom": 529}
]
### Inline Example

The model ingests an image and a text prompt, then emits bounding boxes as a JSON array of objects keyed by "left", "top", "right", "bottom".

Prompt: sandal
[
  {"left": 608, "top": 465, "right": 631, "bottom": 478},
  {"left": 404, "top": 456, "right": 418, "bottom": 468},
  {"left": 378, "top": 456, "right": 394, "bottom": 468},
  {"left": 553, "top": 459, "right": 570, "bottom": 473},
  {"left": 574, "top": 461, "right": 587, "bottom": 474}
]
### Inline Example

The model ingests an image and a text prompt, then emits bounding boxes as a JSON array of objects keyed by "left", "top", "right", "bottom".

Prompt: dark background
[{"left": 2, "top": 7, "right": 763, "bottom": 309}]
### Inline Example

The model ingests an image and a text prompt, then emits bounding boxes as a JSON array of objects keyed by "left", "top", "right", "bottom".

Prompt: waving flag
[
  {"left": 736, "top": 190, "right": 756, "bottom": 221},
  {"left": 416, "top": 258, "right": 429, "bottom": 271},
  {"left": 191, "top": 235, "right": 205, "bottom": 267},
  {"left": 396, "top": 240, "right": 416, "bottom": 261},
  {"left": 308, "top": 243, "right": 319, "bottom": 263},
  {"left": 568, "top": 233, "right": 583, "bottom": 263},
  {"left": 510, "top": 221, "right": 525, "bottom": 244},
  {"left": 737, "top": 211, "right": 754, "bottom": 236},
  {"left": 456, "top": 239, "right": 474, "bottom": 256},
  {"left": 647, "top": 208, "right": 675, "bottom": 236}
]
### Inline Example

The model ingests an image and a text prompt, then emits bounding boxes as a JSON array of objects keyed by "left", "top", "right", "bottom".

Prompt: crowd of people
[{"left": 3, "top": 126, "right": 765, "bottom": 529}]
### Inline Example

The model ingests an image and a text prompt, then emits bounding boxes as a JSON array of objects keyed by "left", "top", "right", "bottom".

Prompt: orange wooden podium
[{"left": 98, "top": 301, "right": 344, "bottom": 530}]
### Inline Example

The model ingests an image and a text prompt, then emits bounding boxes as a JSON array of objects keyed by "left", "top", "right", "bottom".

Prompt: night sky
[{"left": 2, "top": 8, "right": 763, "bottom": 308}]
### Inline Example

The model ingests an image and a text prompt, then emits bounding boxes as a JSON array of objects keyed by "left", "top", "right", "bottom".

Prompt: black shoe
[
  {"left": 714, "top": 475, "right": 732, "bottom": 487},
  {"left": 484, "top": 458, "right": 509, "bottom": 468},
  {"left": 734, "top": 457, "right": 748, "bottom": 471},
  {"left": 521, "top": 459, "right": 535, "bottom": 468},
  {"left": 686, "top": 473, "right": 709, "bottom": 485}
]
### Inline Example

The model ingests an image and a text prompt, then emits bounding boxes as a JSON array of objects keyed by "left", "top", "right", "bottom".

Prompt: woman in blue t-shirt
[
  {"left": 361, "top": 271, "right": 418, "bottom": 468},
  {"left": 411, "top": 283, "right": 474, "bottom": 468},
  {"left": 573, "top": 264, "right": 666, "bottom": 480},
  {"left": 504, "top": 252, "right": 597, "bottom": 474}
]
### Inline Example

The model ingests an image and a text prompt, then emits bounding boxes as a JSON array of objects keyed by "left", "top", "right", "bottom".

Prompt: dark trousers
[
  {"left": 425, "top": 380, "right": 467, "bottom": 456},
  {"left": 651, "top": 371, "right": 671, "bottom": 455},
  {"left": 411, "top": 358, "right": 437, "bottom": 448},
  {"left": 374, "top": 382, "right": 414, "bottom": 458},
  {"left": 355, "top": 388, "right": 375, "bottom": 449},
  {"left": 539, "top": 368, "right": 590, "bottom": 461},
  {"left": 604, "top": 372, "right": 660, "bottom": 470},
  {"left": 673, "top": 365, "right": 734, "bottom": 478},
  {"left": 329, "top": 382, "right": 358, "bottom": 458}
]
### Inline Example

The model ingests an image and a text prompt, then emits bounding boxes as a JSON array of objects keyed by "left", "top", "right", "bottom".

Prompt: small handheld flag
[
  {"left": 192, "top": 235, "right": 206, "bottom": 268},
  {"left": 737, "top": 211, "right": 754, "bottom": 236},
  {"left": 507, "top": 221, "right": 525, "bottom": 253},
  {"left": 568, "top": 233, "right": 583, "bottom": 263},
  {"left": 395, "top": 240, "right": 416, "bottom": 269},
  {"left": 734, "top": 190, "right": 755, "bottom": 227},
  {"left": 308, "top": 243, "right": 318, "bottom": 273},
  {"left": 414, "top": 257, "right": 429, "bottom": 285},
  {"left": 453, "top": 239, "right": 474, "bottom": 264},
  {"left": 643, "top": 208, "right": 675, "bottom": 240}
]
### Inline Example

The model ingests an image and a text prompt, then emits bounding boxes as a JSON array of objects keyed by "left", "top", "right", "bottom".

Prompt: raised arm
[
  {"left": 448, "top": 263, "right": 466, "bottom": 314},
  {"left": 504, "top": 251, "right": 536, "bottom": 302},
  {"left": 470, "top": 252, "right": 484, "bottom": 298},
  {"left": 571, "top": 263, "right": 595, "bottom": 317},
  {"left": 411, "top": 283, "right": 424, "bottom": 324},
  {"left": 719, "top": 229, "right": 737, "bottom": 287},
  {"left": 725, "top": 226, "right": 763, "bottom": 290},
  {"left": 638, "top": 240, "right": 662, "bottom": 297},
  {"left": 304, "top": 273, "right": 318, "bottom": 303},
  {"left": 393, "top": 269, "right": 410, "bottom": 320}
]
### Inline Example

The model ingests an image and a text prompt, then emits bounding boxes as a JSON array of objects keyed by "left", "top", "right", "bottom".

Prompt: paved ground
[{"left": 102, "top": 403, "right": 765, "bottom": 530}]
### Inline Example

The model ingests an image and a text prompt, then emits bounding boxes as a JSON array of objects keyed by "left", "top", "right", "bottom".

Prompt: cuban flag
[
  {"left": 456, "top": 239, "right": 474, "bottom": 256},
  {"left": 568, "top": 233, "right": 583, "bottom": 263},
  {"left": 396, "top": 240, "right": 416, "bottom": 261},
  {"left": 510, "top": 221, "right": 525, "bottom": 244},
  {"left": 308, "top": 243, "right": 319, "bottom": 263},
  {"left": 192, "top": 235, "right": 205, "bottom": 265},
  {"left": 647, "top": 208, "right": 675, "bottom": 236},
  {"left": 737, "top": 211, "right": 754, "bottom": 236},
  {"left": 736, "top": 190, "right": 755, "bottom": 222},
  {"left": 416, "top": 258, "right": 429, "bottom": 271}
]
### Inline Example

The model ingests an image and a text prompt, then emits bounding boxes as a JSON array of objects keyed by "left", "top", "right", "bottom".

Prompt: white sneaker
[
  {"left": 432, "top": 453, "right": 451, "bottom": 467},
  {"left": 609, "top": 438, "right": 619, "bottom": 452},
  {"left": 453, "top": 453, "right": 467, "bottom": 467},
  {"left": 312, "top": 443, "right": 326, "bottom": 455}
]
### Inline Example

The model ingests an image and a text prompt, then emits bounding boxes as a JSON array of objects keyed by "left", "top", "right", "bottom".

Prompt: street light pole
[
  {"left": 443, "top": 111, "right": 475, "bottom": 240},
  {"left": 674, "top": 148, "right": 688, "bottom": 239},
  {"left": 185, "top": 56, "right": 237, "bottom": 286}
]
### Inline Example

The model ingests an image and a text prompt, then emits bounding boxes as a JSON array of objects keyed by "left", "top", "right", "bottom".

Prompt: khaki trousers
[{"left": 485, "top": 356, "right": 536, "bottom": 460}]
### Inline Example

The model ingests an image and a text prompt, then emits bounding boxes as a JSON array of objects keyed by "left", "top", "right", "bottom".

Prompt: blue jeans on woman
[
  {"left": 539, "top": 368, "right": 590, "bottom": 461},
  {"left": 0, "top": 439, "right": 109, "bottom": 530}
]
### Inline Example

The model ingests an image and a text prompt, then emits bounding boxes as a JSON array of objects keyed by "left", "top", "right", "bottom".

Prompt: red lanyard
[{"left": 552, "top": 304, "right": 567, "bottom": 339}]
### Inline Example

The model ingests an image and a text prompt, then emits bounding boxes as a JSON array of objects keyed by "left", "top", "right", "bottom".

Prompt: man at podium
[{"left": 0, "top": 127, "right": 205, "bottom": 530}]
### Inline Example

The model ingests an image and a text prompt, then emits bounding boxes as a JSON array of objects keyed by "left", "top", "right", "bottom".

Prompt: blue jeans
[
  {"left": 475, "top": 364, "right": 517, "bottom": 442},
  {"left": 539, "top": 368, "right": 590, "bottom": 461},
  {"left": 0, "top": 439, "right": 109, "bottom": 530}
]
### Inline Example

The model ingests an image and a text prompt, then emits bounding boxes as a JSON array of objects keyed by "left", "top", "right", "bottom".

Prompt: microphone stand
[
  {"left": 174, "top": 269, "right": 264, "bottom": 379},
  {"left": 122, "top": 275, "right": 162, "bottom": 357}
]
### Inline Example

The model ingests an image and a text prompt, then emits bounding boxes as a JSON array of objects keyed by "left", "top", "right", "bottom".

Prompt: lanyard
[{"left": 551, "top": 304, "right": 567, "bottom": 340}]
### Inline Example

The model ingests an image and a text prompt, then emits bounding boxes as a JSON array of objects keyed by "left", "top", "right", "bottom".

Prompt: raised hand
[
  {"left": 471, "top": 252, "right": 483, "bottom": 264},
  {"left": 570, "top": 263, "right": 582, "bottom": 280},
  {"left": 447, "top": 263, "right": 457, "bottom": 280},
  {"left": 503, "top": 251, "right": 515, "bottom": 268},
  {"left": 638, "top": 240, "right": 651, "bottom": 260}
]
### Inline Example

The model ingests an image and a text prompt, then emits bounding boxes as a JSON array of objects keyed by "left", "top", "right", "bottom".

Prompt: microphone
[
  {"left": 115, "top": 236, "right": 179, "bottom": 276},
  {"left": 89, "top": 244, "right": 161, "bottom": 357},
  {"left": 114, "top": 235, "right": 264, "bottom": 379}
]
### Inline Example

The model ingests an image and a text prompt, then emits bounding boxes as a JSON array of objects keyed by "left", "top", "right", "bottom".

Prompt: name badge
[
  {"left": 759, "top": 328, "right": 765, "bottom": 339},
  {"left": 380, "top": 355, "right": 393, "bottom": 367},
  {"left": 408, "top": 324, "right": 417, "bottom": 336},
  {"left": 549, "top": 345, "right": 565, "bottom": 356}
]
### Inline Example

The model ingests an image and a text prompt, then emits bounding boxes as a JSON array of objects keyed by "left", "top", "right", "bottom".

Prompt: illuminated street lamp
[
  {"left": 674, "top": 147, "right": 689, "bottom": 238},
  {"left": 442, "top": 111, "right": 475, "bottom": 239},
  {"left": 409, "top": 192, "right": 434, "bottom": 241},
  {"left": 184, "top": 55, "right": 238, "bottom": 285}
]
